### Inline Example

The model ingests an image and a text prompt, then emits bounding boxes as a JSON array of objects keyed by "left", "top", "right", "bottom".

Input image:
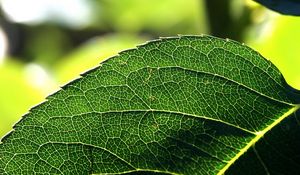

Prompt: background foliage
[{"left": 0, "top": 0, "right": 299, "bottom": 138}]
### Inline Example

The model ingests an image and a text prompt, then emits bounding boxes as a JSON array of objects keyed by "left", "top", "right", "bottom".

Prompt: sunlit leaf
[{"left": 0, "top": 35, "right": 299, "bottom": 174}]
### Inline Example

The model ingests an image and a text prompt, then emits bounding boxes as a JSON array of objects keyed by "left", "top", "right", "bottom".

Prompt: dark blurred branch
[
  {"left": 0, "top": 8, "right": 25, "bottom": 57},
  {"left": 204, "top": 0, "right": 251, "bottom": 42}
]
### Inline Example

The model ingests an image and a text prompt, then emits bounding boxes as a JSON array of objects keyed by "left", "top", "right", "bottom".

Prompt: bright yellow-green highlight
[
  {"left": 0, "top": 60, "right": 45, "bottom": 137},
  {"left": 249, "top": 16, "right": 300, "bottom": 90}
]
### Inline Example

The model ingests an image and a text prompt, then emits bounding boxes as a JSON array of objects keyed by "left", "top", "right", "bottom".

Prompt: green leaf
[
  {"left": 254, "top": 0, "right": 300, "bottom": 16},
  {"left": 0, "top": 35, "right": 299, "bottom": 174}
]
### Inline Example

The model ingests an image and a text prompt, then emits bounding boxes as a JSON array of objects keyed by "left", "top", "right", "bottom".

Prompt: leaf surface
[{"left": 0, "top": 35, "right": 299, "bottom": 174}]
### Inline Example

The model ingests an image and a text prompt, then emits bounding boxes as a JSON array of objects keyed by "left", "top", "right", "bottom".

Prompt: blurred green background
[{"left": 0, "top": 0, "right": 299, "bottom": 138}]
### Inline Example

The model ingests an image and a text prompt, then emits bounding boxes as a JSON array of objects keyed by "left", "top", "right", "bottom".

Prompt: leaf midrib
[{"left": 217, "top": 105, "right": 300, "bottom": 175}]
